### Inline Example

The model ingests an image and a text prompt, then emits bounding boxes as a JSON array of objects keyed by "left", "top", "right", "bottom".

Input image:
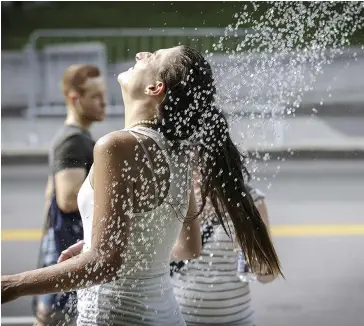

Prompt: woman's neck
[{"left": 124, "top": 101, "right": 158, "bottom": 128}]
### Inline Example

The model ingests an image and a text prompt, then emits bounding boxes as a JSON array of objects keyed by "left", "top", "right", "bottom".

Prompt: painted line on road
[
  {"left": 2, "top": 224, "right": 364, "bottom": 241},
  {"left": 272, "top": 224, "right": 364, "bottom": 236},
  {"left": 1, "top": 229, "right": 42, "bottom": 241},
  {"left": 1, "top": 316, "right": 34, "bottom": 324}
]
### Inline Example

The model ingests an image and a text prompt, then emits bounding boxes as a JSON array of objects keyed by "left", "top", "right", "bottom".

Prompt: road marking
[
  {"left": 1, "top": 316, "right": 35, "bottom": 324},
  {"left": 1, "top": 229, "right": 42, "bottom": 241},
  {"left": 2, "top": 224, "right": 364, "bottom": 241},
  {"left": 272, "top": 224, "right": 364, "bottom": 236}
]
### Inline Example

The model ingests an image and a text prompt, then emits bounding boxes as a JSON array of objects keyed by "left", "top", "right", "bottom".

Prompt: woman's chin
[
  {"left": 117, "top": 67, "right": 133, "bottom": 86},
  {"left": 117, "top": 72, "right": 129, "bottom": 86}
]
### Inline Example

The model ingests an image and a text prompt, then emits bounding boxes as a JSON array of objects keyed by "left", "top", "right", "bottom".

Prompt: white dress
[{"left": 76, "top": 127, "right": 192, "bottom": 326}]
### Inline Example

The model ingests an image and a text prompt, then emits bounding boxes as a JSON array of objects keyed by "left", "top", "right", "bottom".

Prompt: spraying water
[
  {"left": 15, "top": 3, "right": 364, "bottom": 323},
  {"left": 205, "top": 1, "right": 364, "bottom": 181}
]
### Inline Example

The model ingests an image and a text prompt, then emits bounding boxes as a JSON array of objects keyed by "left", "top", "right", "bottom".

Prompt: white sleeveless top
[{"left": 76, "top": 127, "right": 192, "bottom": 326}]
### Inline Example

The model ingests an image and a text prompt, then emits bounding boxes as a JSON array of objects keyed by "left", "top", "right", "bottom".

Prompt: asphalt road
[{"left": 2, "top": 160, "right": 364, "bottom": 326}]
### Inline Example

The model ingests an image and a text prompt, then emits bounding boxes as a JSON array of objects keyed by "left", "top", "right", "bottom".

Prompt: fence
[
  {"left": 24, "top": 28, "right": 255, "bottom": 117},
  {"left": 27, "top": 27, "right": 256, "bottom": 62},
  {"left": 2, "top": 28, "right": 364, "bottom": 120},
  {"left": 1, "top": 51, "right": 29, "bottom": 109}
]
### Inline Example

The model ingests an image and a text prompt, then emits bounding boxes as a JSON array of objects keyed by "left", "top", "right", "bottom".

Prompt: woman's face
[{"left": 118, "top": 46, "right": 181, "bottom": 99}]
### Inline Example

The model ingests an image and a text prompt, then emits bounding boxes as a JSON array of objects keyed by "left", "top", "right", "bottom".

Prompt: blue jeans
[{"left": 34, "top": 224, "right": 82, "bottom": 321}]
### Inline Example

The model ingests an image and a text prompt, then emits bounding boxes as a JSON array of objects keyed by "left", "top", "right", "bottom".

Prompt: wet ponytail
[{"left": 196, "top": 106, "right": 282, "bottom": 277}]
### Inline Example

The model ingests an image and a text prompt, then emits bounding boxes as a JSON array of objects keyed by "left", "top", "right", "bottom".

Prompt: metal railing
[
  {"left": 25, "top": 27, "right": 255, "bottom": 118},
  {"left": 26, "top": 27, "right": 255, "bottom": 60},
  {"left": 14, "top": 28, "right": 364, "bottom": 120}
]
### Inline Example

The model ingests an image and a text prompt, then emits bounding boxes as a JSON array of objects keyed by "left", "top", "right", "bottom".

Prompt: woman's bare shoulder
[{"left": 93, "top": 130, "right": 139, "bottom": 158}]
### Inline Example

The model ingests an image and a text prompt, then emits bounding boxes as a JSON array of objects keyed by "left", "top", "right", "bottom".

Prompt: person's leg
[
  {"left": 34, "top": 292, "right": 77, "bottom": 326},
  {"left": 33, "top": 229, "right": 78, "bottom": 326}
]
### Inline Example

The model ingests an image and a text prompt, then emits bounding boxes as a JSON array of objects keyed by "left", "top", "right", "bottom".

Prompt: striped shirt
[{"left": 172, "top": 182, "right": 265, "bottom": 326}]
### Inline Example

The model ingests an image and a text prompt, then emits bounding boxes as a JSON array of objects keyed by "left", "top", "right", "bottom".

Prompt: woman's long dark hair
[{"left": 156, "top": 46, "right": 282, "bottom": 277}]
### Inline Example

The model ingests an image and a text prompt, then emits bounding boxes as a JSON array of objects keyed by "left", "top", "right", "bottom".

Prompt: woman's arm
[
  {"left": 171, "top": 186, "right": 202, "bottom": 261},
  {"left": 1, "top": 131, "right": 137, "bottom": 303},
  {"left": 257, "top": 199, "right": 270, "bottom": 229},
  {"left": 254, "top": 198, "right": 277, "bottom": 283}
]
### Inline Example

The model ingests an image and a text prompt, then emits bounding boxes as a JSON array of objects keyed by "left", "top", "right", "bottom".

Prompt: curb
[{"left": 2, "top": 149, "right": 364, "bottom": 165}]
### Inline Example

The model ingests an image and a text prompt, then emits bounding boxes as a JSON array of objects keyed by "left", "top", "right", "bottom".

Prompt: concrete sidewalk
[{"left": 2, "top": 115, "right": 364, "bottom": 163}]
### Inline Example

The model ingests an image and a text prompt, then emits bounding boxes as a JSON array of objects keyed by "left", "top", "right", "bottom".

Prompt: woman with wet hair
[{"left": 1, "top": 46, "right": 282, "bottom": 325}]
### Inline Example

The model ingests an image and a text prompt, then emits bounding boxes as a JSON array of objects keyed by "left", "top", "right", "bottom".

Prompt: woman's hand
[
  {"left": 257, "top": 273, "right": 277, "bottom": 284},
  {"left": 1, "top": 275, "right": 20, "bottom": 304},
  {"left": 250, "top": 259, "right": 278, "bottom": 284},
  {"left": 57, "top": 240, "right": 84, "bottom": 263}
]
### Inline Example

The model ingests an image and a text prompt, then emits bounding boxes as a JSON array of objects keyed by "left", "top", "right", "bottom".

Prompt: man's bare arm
[
  {"left": 52, "top": 134, "right": 89, "bottom": 213},
  {"left": 54, "top": 168, "right": 86, "bottom": 213},
  {"left": 43, "top": 175, "right": 53, "bottom": 218}
]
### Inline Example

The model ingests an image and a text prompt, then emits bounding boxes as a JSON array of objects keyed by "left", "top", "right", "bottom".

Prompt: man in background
[{"left": 33, "top": 64, "right": 106, "bottom": 326}]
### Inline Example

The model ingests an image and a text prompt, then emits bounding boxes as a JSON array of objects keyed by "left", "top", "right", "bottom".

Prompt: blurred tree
[{"left": 12, "top": 1, "right": 24, "bottom": 9}]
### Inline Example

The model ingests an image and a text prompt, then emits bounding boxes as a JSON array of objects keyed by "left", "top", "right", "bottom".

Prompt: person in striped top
[{"left": 171, "top": 176, "right": 276, "bottom": 325}]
